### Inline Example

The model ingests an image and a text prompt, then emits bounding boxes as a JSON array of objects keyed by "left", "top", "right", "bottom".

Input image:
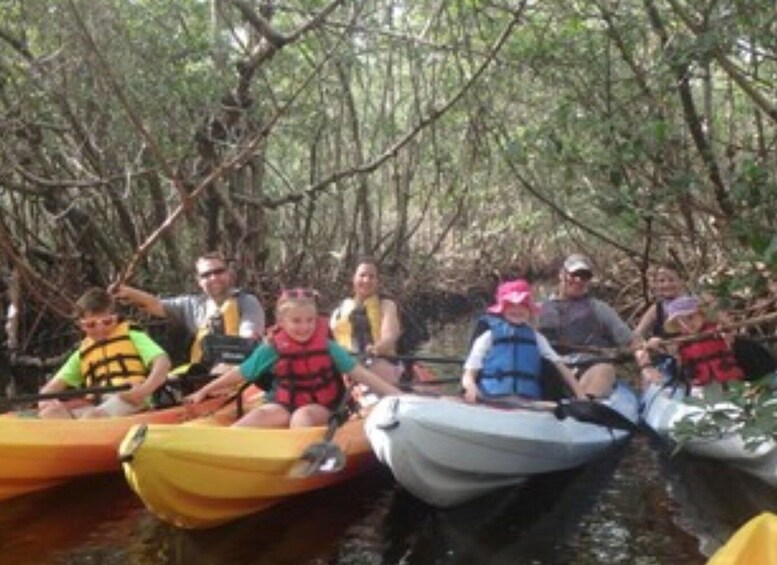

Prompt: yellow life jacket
[
  {"left": 331, "top": 294, "right": 382, "bottom": 353},
  {"left": 79, "top": 321, "right": 147, "bottom": 388},
  {"left": 189, "top": 295, "right": 241, "bottom": 363}
]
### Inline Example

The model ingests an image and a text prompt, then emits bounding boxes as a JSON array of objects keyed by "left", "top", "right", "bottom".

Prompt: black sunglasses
[{"left": 567, "top": 270, "right": 593, "bottom": 281}]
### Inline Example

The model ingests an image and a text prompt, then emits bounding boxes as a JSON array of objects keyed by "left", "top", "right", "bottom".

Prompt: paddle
[
  {"left": 398, "top": 376, "right": 461, "bottom": 391},
  {"left": 0, "top": 383, "right": 131, "bottom": 412},
  {"left": 553, "top": 398, "right": 639, "bottom": 432},
  {"left": 287, "top": 390, "right": 352, "bottom": 478},
  {"left": 370, "top": 353, "right": 465, "bottom": 366},
  {"left": 477, "top": 395, "right": 638, "bottom": 431}
]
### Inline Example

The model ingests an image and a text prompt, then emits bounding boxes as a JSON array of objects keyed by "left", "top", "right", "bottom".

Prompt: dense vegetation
[{"left": 2, "top": 0, "right": 777, "bottom": 363}]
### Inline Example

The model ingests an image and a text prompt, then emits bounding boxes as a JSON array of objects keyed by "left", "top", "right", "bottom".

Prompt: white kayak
[
  {"left": 365, "top": 382, "right": 639, "bottom": 508},
  {"left": 641, "top": 382, "right": 777, "bottom": 487}
]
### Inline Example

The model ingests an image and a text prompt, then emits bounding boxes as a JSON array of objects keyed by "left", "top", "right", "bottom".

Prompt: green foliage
[{"left": 672, "top": 377, "right": 777, "bottom": 452}]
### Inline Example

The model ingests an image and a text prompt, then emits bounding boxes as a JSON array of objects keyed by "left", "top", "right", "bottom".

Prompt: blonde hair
[{"left": 275, "top": 288, "right": 319, "bottom": 318}]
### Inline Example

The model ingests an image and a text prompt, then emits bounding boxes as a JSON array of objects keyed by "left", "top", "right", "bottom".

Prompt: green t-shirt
[
  {"left": 239, "top": 339, "right": 357, "bottom": 384},
  {"left": 54, "top": 330, "right": 166, "bottom": 387}
]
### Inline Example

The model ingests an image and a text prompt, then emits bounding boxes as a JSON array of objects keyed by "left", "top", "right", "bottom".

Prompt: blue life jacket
[{"left": 478, "top": 315, "right": 543, "bottom": 399}]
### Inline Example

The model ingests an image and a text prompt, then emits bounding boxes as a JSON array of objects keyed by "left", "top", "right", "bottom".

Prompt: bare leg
[
  {"left": 233, "top": 403, "right": 291, "bottom": 428},
  {"left": 578, "top": 363, "right": 616, "bottom": 398},
  {"left": 290, "top": 404, "right": 331, "bottom": 428}
]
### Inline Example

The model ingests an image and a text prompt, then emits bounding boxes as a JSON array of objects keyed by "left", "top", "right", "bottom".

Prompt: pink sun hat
[{"left": 487, "top": 279, "right": 539, "bottom": 315}]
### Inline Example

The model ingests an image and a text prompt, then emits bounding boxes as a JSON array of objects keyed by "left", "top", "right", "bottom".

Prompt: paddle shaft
[
  {"left": 288, "top": 387, "right": 353, "bottom": 478},
  {"left": 372, "top": 352, "right": 633, "bottom": 368},
  {"left": 558, "top": 310, "right": 777, "bottom": 357},
  {"left": 2, "top": 383, "right": 131, "bottom": 405}
]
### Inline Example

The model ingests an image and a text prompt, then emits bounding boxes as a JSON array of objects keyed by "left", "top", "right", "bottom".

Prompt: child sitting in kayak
[
  {"left": 38, "top": 287, "right": 171, "bottom": 418},
  {"left": 461, "top": 279, "right": 586, "bottom": 403},
  {"left": 188, "top": 288, "right": 400, "bottom": 427},
  {"left": 636, "top": 294, "right": 745, "bottom": 386}
]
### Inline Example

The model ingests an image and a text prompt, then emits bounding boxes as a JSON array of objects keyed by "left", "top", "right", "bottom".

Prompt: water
[{"left": 2, "top": 321, "right": 776, "bottom": 564}]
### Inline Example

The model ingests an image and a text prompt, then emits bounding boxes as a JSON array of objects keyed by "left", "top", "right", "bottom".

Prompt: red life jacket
[
  {"left": 271, "top": 317, "right": 344, "bottom": 411},
  {"left": 678, "top": 322, "right": 745, "bottom": 385}
]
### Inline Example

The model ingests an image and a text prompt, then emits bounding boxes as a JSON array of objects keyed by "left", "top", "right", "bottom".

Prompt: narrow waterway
[{"left": 1, "top": 320, "right": 776, "bottom": 564}]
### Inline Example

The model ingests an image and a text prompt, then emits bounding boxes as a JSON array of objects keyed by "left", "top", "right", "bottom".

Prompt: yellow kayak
[
  {"left": 707, "top": 512, "right": 777, "bottom": 564},
  {"left": 0, "top": 397, "right": 228, "bottom": 501},
  {"left": 119, "top": 412, "right": 376, "bottom": 529}
]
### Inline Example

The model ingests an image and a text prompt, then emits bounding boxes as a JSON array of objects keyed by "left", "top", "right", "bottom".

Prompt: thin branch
[{"left": 261, "top": 2, "right": 529, "bottom": 209}]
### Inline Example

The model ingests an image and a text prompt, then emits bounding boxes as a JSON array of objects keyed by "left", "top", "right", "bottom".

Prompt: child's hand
[
  {"left": 462, "top": 383, "right": 478, "bottom": 403},
  {"left": 634, "top": 348, "right": 651, "bottom": 367},
  {"left": 37, "top": 399, "right": 60, "bottom": 411},
  {"left": 119, "top": 387, "right": 146, "bottom": 407},
  {"left": 641, "top": 366, "right": 664, "bottom": 385},
  {"left": 185, "top": 389, "right": 209, "bottom": 405}
]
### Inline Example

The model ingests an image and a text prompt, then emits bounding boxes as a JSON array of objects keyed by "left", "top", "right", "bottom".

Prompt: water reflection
[{"left": 646, "top": 433, "right": 777, "bottom": 558}]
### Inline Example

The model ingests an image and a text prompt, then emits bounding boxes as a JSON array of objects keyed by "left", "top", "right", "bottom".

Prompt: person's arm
[
  {"left": 593, "top": 300, "right": 634, "bottom": 347},
  {"left": 36, "top": 376, "right": 70, "bottom": 412},
  {"left": 237, "top": 293, "right": 266, "bottom": 339},
  {"left": 369, "top": 298, "right": 401, "bottom": 355},
  {"left": 37, "top": 375, "right": 68, "bottom": 397},
  {"left": 347, "top": 364, "right": 401, "bottom": 396},
  {"left": 551, "top": 362, "right": 587, "bottom": 399},
  {"left": 187, "top": 366, "right": 245, "bottom": 404},
  {"left": 461, "top": 331, "right": 492, "bottom": 403},
  {"left": 110, "top": 284, "right": 166, "bottom": 318},
  {"left": 534, "top": 332, "right": 586, "bottom": 399},
  {"left": 634, "top": 347, "right": 663, "bottom": 384},
  {"left": 121, "top": 353, "right": 171, "bottom": 405},
  {"left": 461, "top": 368, "right": 479, "bottom": 403},
  {"left": 188, "top": 343, "right": 275, "bottom": 402},
  {"left": 633, "top": 303, "right": 657, "bottom": 342},
  {"left": 329, "top": 340, "right": 399, "bottom": 396}
]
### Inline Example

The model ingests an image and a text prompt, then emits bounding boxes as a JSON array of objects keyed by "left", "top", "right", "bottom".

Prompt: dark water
[{"left": 2, "top": 323, "right": 776, "bottom": 564}]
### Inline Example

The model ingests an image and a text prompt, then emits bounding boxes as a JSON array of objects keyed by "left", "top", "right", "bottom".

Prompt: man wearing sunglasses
[
  {"left": 111, "top": 252, "right": 265, "bottom": 368},
  {"left": 537, "top": 253, "right": 635, "bottom": 398}
]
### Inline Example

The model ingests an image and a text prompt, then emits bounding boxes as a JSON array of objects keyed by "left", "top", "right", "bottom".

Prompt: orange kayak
[{"left": 0, "top": 396, "right": 231, "bottom": 501}]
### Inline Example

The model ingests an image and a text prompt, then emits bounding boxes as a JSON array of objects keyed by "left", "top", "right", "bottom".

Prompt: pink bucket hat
[{"left": 487, "top": 279, "right": 538, "bottom": 315}]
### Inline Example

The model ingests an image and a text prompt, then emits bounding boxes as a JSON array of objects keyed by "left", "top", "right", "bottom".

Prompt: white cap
[{"left": 563, "top": 253, "right": 592, "bottom": 273}]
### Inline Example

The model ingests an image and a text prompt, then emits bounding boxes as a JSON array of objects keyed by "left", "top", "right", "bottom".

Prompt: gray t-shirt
[
  {"left": 538, "top": 295, "right": 633, "bottom": 353},
  {"left": 161, "top": 291, "right": 265, "bottom": 338}
]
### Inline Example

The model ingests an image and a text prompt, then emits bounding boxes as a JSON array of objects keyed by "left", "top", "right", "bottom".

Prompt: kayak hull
[
  {"left": 365, "top": 382, "right": 639, "bottom": 507},
  {"left": 641, "top": 383, "right": 777, "bottom": 486},
  {"left": 119, "top": 415, "right": 375, "bottom": 529},
  {"left": 708, "top": 512, "right": 777, "bottom": 565},
  {"left": 0, "top": 398, "right": 227, "bottom": 501}
]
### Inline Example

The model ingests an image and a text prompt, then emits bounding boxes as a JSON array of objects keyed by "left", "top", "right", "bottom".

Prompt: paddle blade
[
  {"left": 287, "top": 441, "right": 346, "bottom": 478},
  {"left": 733, "top": 336, "right": 777, "bottom": 380},
  {"left": 555, "top": 399, "right": 638, "bottom": 432}
]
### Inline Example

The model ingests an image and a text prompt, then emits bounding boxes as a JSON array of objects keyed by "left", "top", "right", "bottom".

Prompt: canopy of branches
[{"left": 2, "top": 0, "right": 777, "bottom": 355}]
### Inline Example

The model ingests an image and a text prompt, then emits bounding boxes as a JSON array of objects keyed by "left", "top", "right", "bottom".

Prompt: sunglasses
[
  {"left": 279, "top": 288, "right": 319, "bottom": 300},
  {"left": 198, "top": 267, "right": 227, "bottom": 279},
  {"left": 79, "top": 315, "right": 117, "bottom": 330},
  {"left": 567, "top": 270, "right": 593, "bottom": 281}
]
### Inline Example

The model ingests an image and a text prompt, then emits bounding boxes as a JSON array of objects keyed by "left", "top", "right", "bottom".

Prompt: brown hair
[
  {"left": 74, "top": 287, "right": 115, "bottom": 318},
  {"left": 195, "top": 251, "right": 230, "bottom": 270}
]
